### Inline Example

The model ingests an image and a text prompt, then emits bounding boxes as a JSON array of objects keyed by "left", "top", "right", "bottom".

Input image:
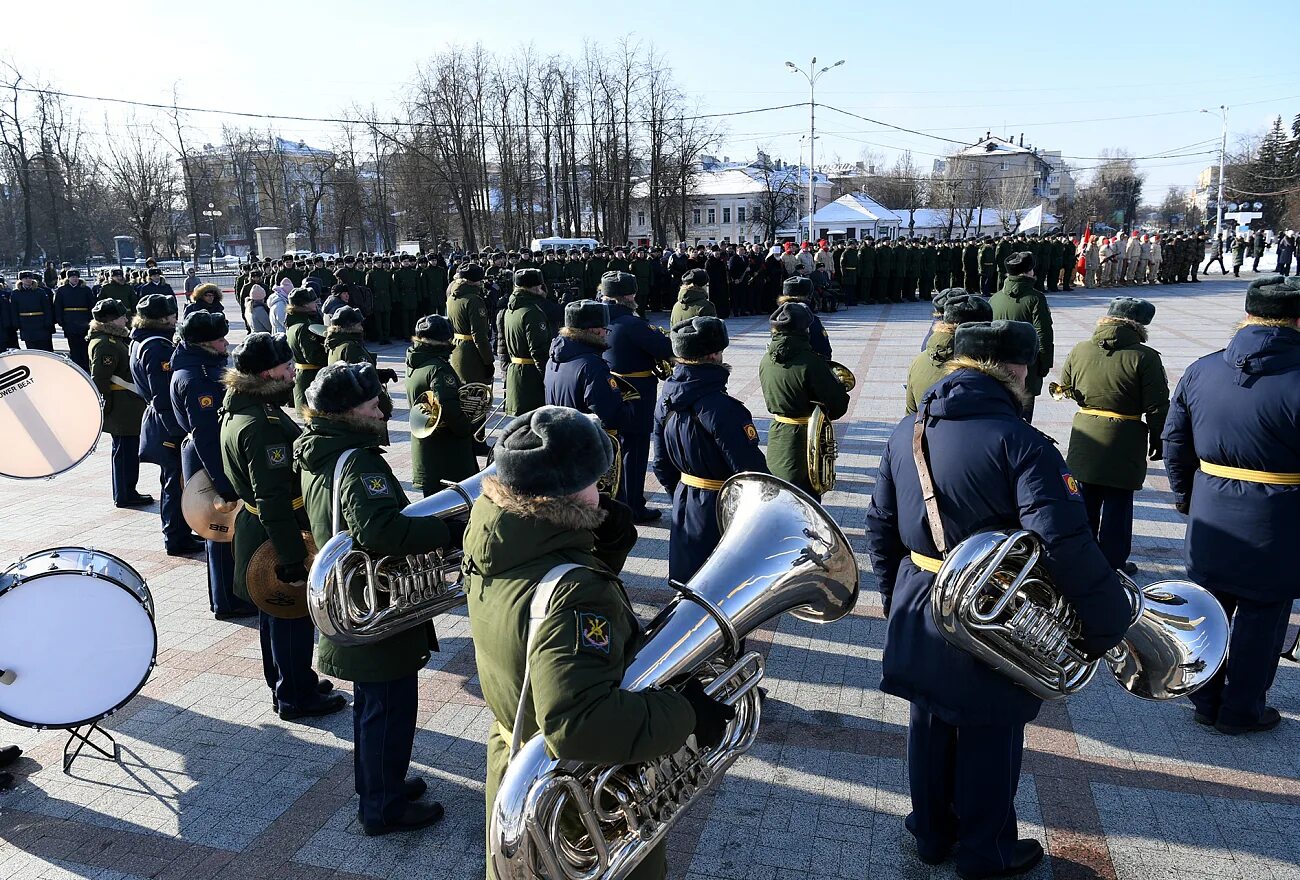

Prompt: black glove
[
  {"left": 1148, "top": 437, "right": 1163, "bottom": 461},
  {"left": 218, "top": 488, "right": 242, "bottom": 504},
  {"left": 1174, "top": 500, "right": 1190, "bottom": 516},
  {"left": 377, "top": 368, "right": 399, "bottom": 384},
  {"left": 592, "top": 495, "right": 637, "bottom": 562},
  {"left": 275, "top": 561, "right": 308, "bottom": 584},
  {"left": 679, "top": 678, "right": 735, "bottom": 751}
]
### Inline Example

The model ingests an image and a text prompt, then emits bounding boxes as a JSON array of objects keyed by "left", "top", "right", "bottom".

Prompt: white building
[
  {"left": 933, "top": 135, "right": 1072, "bottom": 206},
  {"left": 893, "top": 207, "right": 1058, "bottom": 239},
  {"left": 789, "top": 193, "right": 903, "bottom": 242}
]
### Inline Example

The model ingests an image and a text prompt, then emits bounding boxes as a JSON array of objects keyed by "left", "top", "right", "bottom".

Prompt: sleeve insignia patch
[
  {"left": 266, "top": 445, "right": 288, "bottom": 467},
  {"left": 1062, "top": 473, "right": 1082, "bottom": 497},
  {"left": 161, "top": 361, "right": 171, "bottom": 372},
  {"left": 361, "top": 473, "right": 391, "bottom": 497},
  {"left": 101, "top": 356, "right": 114, "bottom": 365},
  {"left": 198, "top": 394, "right": 215, "bottom": 409},
  {"left": 608, "top": 377, "right": 619, "bottom": 390},
  {"left": 577, "top": 611, "right": 611, "bottom": 655},
  {"left": 744, "top": 424, "right": 759, "bottom": 442}
]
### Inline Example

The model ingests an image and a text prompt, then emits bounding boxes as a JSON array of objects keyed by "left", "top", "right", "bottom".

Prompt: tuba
[
  {"left": 491, "top": 473, "right": 859, "bottom": 880},
  {"left": 409, "top": 383, "right": 494, "bottom": 439},
  {"left": 806, "top": 362, "right": 855, "bottom": 496},
  {"left": 306, "top": 466, "right": 493, "bottom": 646},
  {"left": 931, "top": 530, "right": 1230, "bottom": 701}
]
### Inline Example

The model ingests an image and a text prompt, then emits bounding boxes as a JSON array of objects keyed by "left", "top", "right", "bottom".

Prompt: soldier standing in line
[
  {"left": 502, "top": 268, "right": 553, "bottom": 416},
  {"left": 978, "top": 237, "right": 997, "bottom": 295},
  {"left": 990, "top": 252, "right": 1053, "bottom": 423},
  {"left": 1057, "top": 297, "right": 1169, "bottom": 575},
  {"left": 839, "top": 239, "right": 859, "bottom": 306},
  {"left": 995, "top": 235, "right": 1015, "bottom": 290},
  {"left": 365, "top": 256, "right": 394, "bottom": 345},
  {"left": 857, "top": 237, "right": 877, "bottom": 305},
  {"left": 87, "top": 298, "right": 151, "bottom": 507},
  {"left": 933, "top": 240, "right": 950, "bottom": 294},
  {"left": 962, "top": 237, "right": 980, "bottom": 294},
  {"left": 53, "top": 269, "right": 95, "bottom": 371},
  {"left": 392, "top": 254, "right": 421, "bottom": 339},
  {"left": 544, "top": 299, "right": 632, "bottom": 459}
]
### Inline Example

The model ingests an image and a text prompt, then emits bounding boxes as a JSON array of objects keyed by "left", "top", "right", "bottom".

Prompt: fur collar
[
  {"left": 287, "top": 305, "right": 318, "bottom": 317},
  {"left": 559, "top": 327, "right": 608, "bottom": 349},
  {"left": 89, "top": 320, "right": 129, "bottom": 339},
  {"left": 944, "top": 356, "right": 1032, "bottom": 409},
  {"left": 221, "top": 369, "right": 292, "bottom": 399},
  {"left": 303, "top": 408, "right": 386, "bottom": 437},
  {"left": 409, "top": 337, "right": 454, "bottom": 352},
  {"left": 1097, "top": 315, "right": 1148, "bottom": 341},
  {"left": 777, "top": 295, "right": 810, "bottom": 306},
  {"left": 482, "top": 476, "right": 607, "bottom": 531},
  {"left": 325, "top": 326, "right": 363, "bottom": 347},
  {"left": 132, "top": 316, "right": 174, "bottom": 332},
  {"left": 1238, "top": 316, "right": 1299, "bottom": 331}
]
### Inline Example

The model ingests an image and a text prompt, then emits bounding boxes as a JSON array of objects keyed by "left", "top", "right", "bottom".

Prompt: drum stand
[{"left": 62, "top": 723, "right": 120, "bottom": 774}]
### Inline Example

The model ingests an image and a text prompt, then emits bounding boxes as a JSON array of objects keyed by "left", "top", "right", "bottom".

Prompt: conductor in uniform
[
  {"left": 297, "top": 362, "right": 452, "bottom": 835},
  {"left": 1163, "top": 275, "right": 1300, "bottom": 735},
  {"left": 172, "top": 311, "right": 257, "bottom": 619},
  {"left": 219, "top": 332, "right": 347, "bottom": 721},
  {"left": 865, "top": 320, "right": 1131, "bottom": 878},
  {"left": 87, "top": 298, "right": 151, "bottom": 507},
  {"left": 758, "top": 301, "right": 849, "bottom": 499},
  {"left": 502, "top": 268, "right": 553, "bottom": 416},
  {"left": 600, "top": 271, "right": 674, "bottom": 522},
  {"left": 652, "top": 316, "right": 767, "bottom": 583},
  {"left": 462, "top": 406, "right": 734, "bottom": 879}
]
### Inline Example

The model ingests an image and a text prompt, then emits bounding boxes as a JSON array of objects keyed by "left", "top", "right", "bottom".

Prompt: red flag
[{"left": 1081, "top": 222, "right": 1092, "bottom": 247}]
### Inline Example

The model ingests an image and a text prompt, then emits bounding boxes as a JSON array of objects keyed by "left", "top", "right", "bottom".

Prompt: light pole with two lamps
[{"left": 785, "top": 57, "right": 844, "bottom": 245}]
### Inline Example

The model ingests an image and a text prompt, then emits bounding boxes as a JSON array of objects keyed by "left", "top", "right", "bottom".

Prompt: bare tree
[
  {"left": 103, "top": 117, "right": 177, "bottom": 258},
  {"left": 992, "top": 172, "right": 1036, "bottom": 234},
  {"left": 749, "top": 152, "right": 803, "bottom": 242},
  {"left": 0, "top": 60, "right": 38, "bottom": 263}
]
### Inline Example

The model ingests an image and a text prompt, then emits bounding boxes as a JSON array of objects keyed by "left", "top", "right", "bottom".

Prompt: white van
[{"left": 529, "top": 237, "right": 599, "bottom": 253}]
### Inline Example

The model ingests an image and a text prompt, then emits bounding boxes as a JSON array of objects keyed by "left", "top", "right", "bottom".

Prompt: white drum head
[
  {"left": 0, "top": 573, "right": 156, "bottom": 729},
  {"left": 0, "top": 350, "right": 103, "bottom": 479}
]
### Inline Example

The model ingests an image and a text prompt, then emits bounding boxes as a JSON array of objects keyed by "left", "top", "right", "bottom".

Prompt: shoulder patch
[
  {"left": 744, "top": 423, "right": 759, "bottom": 442},
  {"left": 1062, "top": 472, "right": 1082, "bottom": 497},
  {"left": 266, "top": 444, "right": 288, "bottom": 467},
  {"left": 360, "top": 473, "right": 392, "bottom": 498},
  {"left": 101, "top": 355, "right": 115, "bottom": 365},
  {"left": 198, "top": 394, "right": 215, "bottom": 409},
  {"left": 576, "top": 611, "right": 611, "bottom": 655},
  {"left": 162, "top": 361, "right": 171, "bottom": 372},
  {"left": 608, "top": 377, "right": 619, "bottom": 391}
]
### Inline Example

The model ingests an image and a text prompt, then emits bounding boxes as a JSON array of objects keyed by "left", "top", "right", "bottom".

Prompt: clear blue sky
[{"left": 7, "top": 0, "right": 1297, "bottom": 200}]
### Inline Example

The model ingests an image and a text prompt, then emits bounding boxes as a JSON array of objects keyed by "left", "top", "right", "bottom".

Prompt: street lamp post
[
  {"left": 1201, "top": 105, "right": 1228, "bottom": 239},
  {"left": 201, "top": 202, "right": 222, "bottom": 273},
  {"left": 786, "top": 57, "right": 844, "bottom": 245}
]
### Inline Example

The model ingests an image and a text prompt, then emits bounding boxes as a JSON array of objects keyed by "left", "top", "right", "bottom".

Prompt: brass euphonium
[
  {"left": 931, "top": 530, "right": 1230, "bottom": 701},
  {"left": 306, "top": 466, "right": 494, "bottom": 646},
  {"left": 491, "top": 473, "right": 859, "bottom": 880}
]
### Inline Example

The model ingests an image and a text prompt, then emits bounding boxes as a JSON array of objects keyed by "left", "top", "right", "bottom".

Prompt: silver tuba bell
[
  {"left": 931, "top": 530, "right": 1230, "bottom": 701},
  {"left": 491, "top": 472, "right": 859, "bottom": 880},
  {"left": 306, "top": 466, "right": 494, "bottom": 646}
]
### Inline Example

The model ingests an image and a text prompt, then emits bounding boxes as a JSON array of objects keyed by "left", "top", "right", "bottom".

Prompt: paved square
[{"left": 1, "top": 273, "right": 1297, "bottom": 880}]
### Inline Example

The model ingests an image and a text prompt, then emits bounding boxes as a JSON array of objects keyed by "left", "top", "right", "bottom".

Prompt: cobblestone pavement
[{"left": 1, "top": 271, "right": 1298, "bottom": 880}]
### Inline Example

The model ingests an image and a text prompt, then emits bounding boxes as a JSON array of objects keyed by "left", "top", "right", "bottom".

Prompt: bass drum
[
  {"left": 0, "top": 350, "right": 103, "bottom": 480},
  {"left": 0, "top": 548, "right": 156, "bottom": 730}
]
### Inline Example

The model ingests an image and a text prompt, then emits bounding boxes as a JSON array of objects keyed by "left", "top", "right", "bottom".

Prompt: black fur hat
[
  {"left": 494, "top": 405, "right": 614, "bottom": 497},
  {"left": 414, "top": 314, "right": 453, "bottom": 342},
  {"left": 136, "top": 293, "right": 178, "bottom": 319},
  {"left": 233, "top": 332, "right": 292, "bottom": 374},
  {"left": 769, "top": 301, "right": 813, "bottom": 336},
  {"left": 329, "top": 306, "right": 365, "bottom": 329},
  {"left": 514, "top": 268, "right": 544, "bottom": 289},
  {"left": 943, "top": 294, "right": 993, "bottom": 326},
  {"left": 599, "top": 271, "right": 638, "bottom": 299},
  {"left": 178, "top": 310, "right": 229, "bottom": 344},
  {"left": 91, "top": 298, "right": 128, "bottom": 322},
  {"left": 289, "top": 286, "right": 319, "bottom": 307},
  {"left": 306, "top": 362, "right": 382, "bottom": 414},
  {"left": 1107, "top": 296, "right": 1156, "bottom": 325},
  {"left": 458, "top": 263, "right": 485, "bottom": 282},
  {"left": 564, "top": 299, "right": 608, "bottom": 330},
  {"left": 931, "top": 287, "right": 967, "bottom": 317},
  {"left": 1245, "top": 275, "right": 1300, "bottom": 320},
  {"left": 782, "top": 276, "right": 813, "bottom": 299},
  {"left": 682, "top": 268, "right": 709, "bottom": 286},
  {"left": 671, "top": 315, "right": 729, "bottom": 359},
  {"left": 954, "top": 320, "right": 1038, "bottom": 366},
  {"left": 1004, "top": 251, "right": 1035, "bottom": 275}
]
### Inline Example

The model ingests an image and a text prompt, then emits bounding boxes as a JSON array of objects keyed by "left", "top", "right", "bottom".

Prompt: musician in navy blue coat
[
  {"left": 652, "top": 316, "right": 767, "bottom": 583},
  {"left": 0, "top": 279, "right": 18, "bottom": 349},
  {"left": 865, "top": 320, "right": 1130, "bottom": 879},
  {"left": 52, "top": 269, "right": 96, "bottom": 370},
  {"left": 777, "top": 276, "right": 832, "bottom": 360},
  {"left": 544, "top": 298, "right": 632, "bottom": 443},
  {"left": 133, "top": 294, "right": 200, "bottom": 556},
  {"left": 11, "top": 272, "right": 54, "bottom": 352},
  {"left": 171, "top": 310, "right": 256, "bottom": 620},
  {"left": 601, "top": 271, "right": 675, "bottom": 523},
  {"left": 1163, "top": 275, "right": 1300, "bottom": 735}
]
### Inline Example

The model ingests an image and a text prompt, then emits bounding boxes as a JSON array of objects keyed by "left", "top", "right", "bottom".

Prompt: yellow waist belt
[
  {"left": 1199, "top": 460, "right": 1300, "bottom": 485},
  {"left": 453, "top": 333, "right": 475, "bottom": 342},
  {"left": 772, "top": 415, "right": 810, "bottom": 425},
  {"left": 613, "top": 370, "right": 655, "bottom": 379},
  {"left": 295, "top": 363, "right": 321, "bottom": 371},
  {"left": 510, "top": 357, "right": 537, "bottom": 366},
  {"left": 680, "top": 472, "right": 726, "bottom": 491},
  {"left": 19, "top": 311, "right": 43, "bottom": 317},
  {"left": 109, "top": 384, "right": 130, "bottom": 392},
  {"left": 910, "top": 551, "right": 943, "bottom": 573},
  {"left": 63, "top": 307, "right": 89, "bottom": 311},
  {"left": 1078, "top": 407, "right": 1141, "bottom": 422},
  {"left": 244, "top": 497, "right": 305, "bottom": 516}
]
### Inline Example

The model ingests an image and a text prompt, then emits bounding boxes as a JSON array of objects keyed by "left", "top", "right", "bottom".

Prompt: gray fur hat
[
  {"left": 414, "top": 314, "right": 453, "bottom": 342},
  {"left": 781, "top": 276, "right": 813, "bottom": 299},
  {"left": 91, "top": 298, "right": 128, "bottom": 322},
  {"left": 1245, "top": 275, "right": 1300, "bottom": 320},
  {"left": 599, "top": 271, "right": 638, "bottom": 299},
  {"left": 769, "top": 301, "right": 813, "bottom": 336},
  {"left": 234, "top": 332, "right": 292, "bottom": 374},
  {"left": 954, "top": 320, "right": 1038, "bottom": 366},
  {"left": 682, "top": 268, "right": 709, "bottom": 286},
  {"left": 931, "top": 287, "right": 967, "bottom": 317},
  {"left": 1004, "top": 251, "right": 1035, "bottom": 275},
  {"left": 565, "top": 299, "right": 608, "bottom": 330},
  {"left": 178, "top": 310, "right": 228, "bottom": 344},
  {"left": 514, "top": 268, "right": 545, "bottom": 289},
  {"left": 671, "top": 316, "right": 729, "bottom": 359},
  {"left": 1107, "top": 296, "right": 1156, "bottom": 325},
  {"left": 289, "top": 286, "right": 319, "bottom": 307},
  {"left": 136, "top": 293, "right": 177, "bottom": 319},
  {"left": 494, "top": 406, "right": 614, "bottom": 497},
  {"left": 943, "top": 294, "right": 993, "bottom": 326},
  {"left": 306, "top": 362, "right": 382, "bottom": 414},
  {"left": 329, "top": 306, "right": 364, "bottom": 328}
]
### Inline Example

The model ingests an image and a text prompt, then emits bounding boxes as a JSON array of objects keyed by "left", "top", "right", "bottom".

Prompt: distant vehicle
[{"left": 530, "top": 236, "right": 599, "bottom": 253}]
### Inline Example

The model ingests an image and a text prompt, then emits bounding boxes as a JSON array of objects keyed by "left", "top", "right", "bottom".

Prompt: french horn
[
  {"left": 409, "top": 382, "right": 493, "bottom": 440},
  {"left": 806, "top": 361, "right": 855, "bottom": 496}
]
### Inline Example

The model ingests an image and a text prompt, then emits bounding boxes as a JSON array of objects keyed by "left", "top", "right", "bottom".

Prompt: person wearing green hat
[{"left": 88, "top": 297, "right": 151, "bottom": 507}]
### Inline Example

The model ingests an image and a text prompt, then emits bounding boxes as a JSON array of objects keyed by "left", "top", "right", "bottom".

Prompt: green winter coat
[
  {"left": 365, "top": 269, "right": 393, "bottom": 311},
  {"left": 405, "top": 342, "right": 478, "bottom": 492},
  {"left": 88, "top": 324, "right": 146, "bottom": 436},
  {"left": 758, "top": 332, "right": 851, "bottom": 496},
  {"left": 1058, "top": 320, "right": 1170, "bottom": 491},
  {"left": 905, "top": 328, "right": 954, "bottom": 415},
  {"left": 219, "top": 372, "right": 309, "bottom": 603},
  {"left": 97, "top": 281, "right": 139, "bottom": 315},
  {"left": 503, "top": 289, "right": 552, "bottom": 416},
  {"left": 990, "top": 275, "right": 1054, "bottom": 395},
  {"left": 463, "top": 480, "right": 695, "bottom": 879},
  {"left": 393, "top": 266, "right": 421, "bottom": 308},
  {"left": 286, "top": 310, "right": 327, "bottom": 411},
  {"left": 295, "top": 416, "right": 450, "bottom": 682},
  {"left": 446, "top": 280, "right": 494, "bottom": 385},
  {"left": 670, "top": 285, "right": 716, "bottom": 326}
]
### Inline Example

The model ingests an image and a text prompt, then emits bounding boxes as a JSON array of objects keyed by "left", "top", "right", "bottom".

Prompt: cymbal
[
  {"left": 246, "top": 532, "right": 317, "bottom": 619},
  {"left": 181, "top": 469, "right": 240, "bottom": 543}
]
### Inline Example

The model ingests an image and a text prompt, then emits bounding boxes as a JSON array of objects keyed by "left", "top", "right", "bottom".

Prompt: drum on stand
[
  {"left": 0, "top": 350, "right": 103, "bottom": 480},
  {"left": 0, "top": 548, "right": 156, "bottom": 772}
]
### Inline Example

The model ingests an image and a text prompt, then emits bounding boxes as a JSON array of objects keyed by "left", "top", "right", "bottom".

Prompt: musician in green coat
[
  {"left": 1057, "top": 297, "right": 1169, "bottom": 573},
  {"left": 219, "top": 332, "right": 346, "bottom": 721},
  {"left": 446, "top": 266, "right": 494, "bottom": 386},
  {"left": 286, "top": 287, "right": 327, "bottom": 413},
  {"left": 503, "top": 268, "right": 553, "bottom": 416},
  {"left": 990, "top": 251, "right": 1054, "bottom": 422},
  {"left": 463, "top": 406, "right": 730, "bottom": 880},
  {"left": 670, "top": 268, "right": 716, "bottom": 325},
  {"left": 758, "top": 302, "right": 851, "bottom": 500},
  {"left": 296, "top": 362, "right": 452, "bottom": 836},
  {"left": 87, "top": 298, "right": 151, "bottom": 506},
  {"left": 405, "top": 315, "right": 478, "bottom": 496},
  {"left": 326, "top": 306, "right": 399, "bottom": 444},
  {"left": 905, "top": 292, "right": 992, "bottom": 414}
]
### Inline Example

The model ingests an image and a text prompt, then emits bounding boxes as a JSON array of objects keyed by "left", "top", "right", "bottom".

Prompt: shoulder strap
[
  {"left": 509, "top": 562, "right": 585, "bottom": 759},
  {"left": 911, "top": 402, "right": 948, "bottom": 556},
  {"left": 330, "top": 448, "right": 359, "bottom": 535}
]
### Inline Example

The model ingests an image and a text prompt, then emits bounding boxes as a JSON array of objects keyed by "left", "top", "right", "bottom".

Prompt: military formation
[{"left": 2, "top": 232, "right": 1298, "bottom": 880}]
